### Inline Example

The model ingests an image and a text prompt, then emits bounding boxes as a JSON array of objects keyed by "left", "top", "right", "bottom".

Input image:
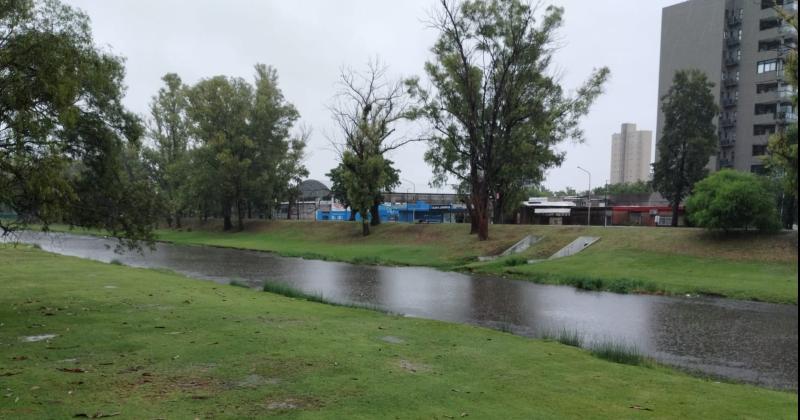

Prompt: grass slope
[{"left": 0, "top": 247, "right": 796, "bottom": 419}]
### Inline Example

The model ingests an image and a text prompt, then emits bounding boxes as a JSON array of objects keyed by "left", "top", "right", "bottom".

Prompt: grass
[
  {"left": 540, "top": 328, "right": 584, "bottom": 348},
  {"left": 38, "top": 220, "right": 798, "bottom": 303},
  {"left": 0, "top": 246, "right": 796, "bottom": 418},
  {"left": 590, "top": 340, "right": 648, "bottom": 366}
]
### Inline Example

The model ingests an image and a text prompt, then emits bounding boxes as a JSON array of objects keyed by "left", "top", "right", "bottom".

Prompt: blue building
[{"left": 316, "top": 201, "right": 466, "bottom": 224}]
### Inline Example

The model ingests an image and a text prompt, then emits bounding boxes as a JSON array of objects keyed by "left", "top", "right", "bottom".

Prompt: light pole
[
  {"left": 577, "top": 166, "right": 591, "bottom": 226},
  {"left": 402, "top": 178, "right": 416, "bottom": 223}
]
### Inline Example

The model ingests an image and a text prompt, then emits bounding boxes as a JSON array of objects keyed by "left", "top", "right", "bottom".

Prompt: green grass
[
  {"left": 477, "top": 249, "right": 798, "bottom": 304},
  {"left": 540, "top": 328, "right": 584, "bottom": 348},
  {"left": 38, "top": 220, "right": 799, "bottom": 303},
  {"left": 590, "top": 340, "right": 648, "bottom": 366},
  {"left": 0, "top": 246, "right": 796, "bottom": 418}
]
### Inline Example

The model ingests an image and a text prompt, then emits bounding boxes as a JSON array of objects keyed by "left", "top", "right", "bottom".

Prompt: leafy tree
[
  {"left": 186, "top": 65, "right": 301, "bottom": 230},
  {"left": 0, "top": 0, "right": 157, "bottom": 247},
  {"left": 326, "top": 163, "right": 356, "bottom": 221},
  {"left": 593, "top": 180, "right": 653, "bottom": 196},
  {"left": 143, "top": 73, "right": 191, "bottom": 228},
  {"left": 686, "top": 170, "right": 780, "bottom": 232},
  {"left": 329, "top": 61, "right": 407, "bottom": 235},
  {"left": 408, "top": 0, "right": 609, "bottom": 239},
  {"left": 765, "top": 2, "right": 798, "bottom": 228},
  {"left": 653, "top": 69, "right": 718, "bottom": 227}
]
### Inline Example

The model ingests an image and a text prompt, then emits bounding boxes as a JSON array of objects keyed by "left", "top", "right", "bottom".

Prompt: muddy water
[{"left": 12, "top": 232, "right": 798, "bottom": 390}]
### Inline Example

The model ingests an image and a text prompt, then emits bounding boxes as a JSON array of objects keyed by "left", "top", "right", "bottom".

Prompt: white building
[{"left": 610, "top": 123, "right": 653, "bottom": 184}]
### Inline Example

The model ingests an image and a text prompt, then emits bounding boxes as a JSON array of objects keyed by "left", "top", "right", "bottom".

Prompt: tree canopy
[
  {"left": 653, "top": 69, "right": 718, "bottom": 227},
  {"left": 686, "top": 170, "right": 779, "bottom": 232},
  {"left": 408, "top": 0, "right": 609, "bottom": 239},
  {"left": 1, "top": 0, "right": 158, "bottom": 247}
]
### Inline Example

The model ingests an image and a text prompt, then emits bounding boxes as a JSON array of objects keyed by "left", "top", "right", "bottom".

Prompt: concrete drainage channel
[
  {"left": 478, "top": 235, "right": 542, "bottom": 262},
  {"left": 528, "top": 236, "right": 600, "bottom": 264},
  {"left": 478, "top": 235, "right": 600, "bottom": 264}
]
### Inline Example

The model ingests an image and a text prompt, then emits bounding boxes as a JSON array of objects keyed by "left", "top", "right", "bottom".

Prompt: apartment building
[
  {"left": 610, "top": 123, "right": 653, "bottom": 184},
  {"left": 656, "top": 0, "right": 798, "bottom": 173}
]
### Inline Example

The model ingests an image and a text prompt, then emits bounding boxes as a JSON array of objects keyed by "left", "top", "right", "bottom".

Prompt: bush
[{"left": 686, "top": 170, "right": 780, "bottom": 232}]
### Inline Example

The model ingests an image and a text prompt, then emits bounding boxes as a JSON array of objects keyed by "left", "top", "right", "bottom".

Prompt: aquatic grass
[
  {"left": 109, "top": 258, "right": 123, "bottom": 265},
  {"left": 540, "top": 328, "right": 584, "bottom": 348},
  {"left": 590, "top": 340, "right": 647, "bottom": 366},
  {"left": 351, "top": 255, "right": 383, "bottom": 265},
  {"left": 503, "top": 256, "right": 528, "bottom": 267},
  {"left": 260, "top": 281, "right": 397, "bottom": 314},
  {"left": 30, "top": 243, "right": 42, "bottom": 250},
  {"left": 262, "top": 281, "right": 325, "bottom": 302}
]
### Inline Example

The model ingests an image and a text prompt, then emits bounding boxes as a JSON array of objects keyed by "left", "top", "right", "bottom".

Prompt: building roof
[{"left": 299, "top": 179, "right": 331, "bottom": 200}]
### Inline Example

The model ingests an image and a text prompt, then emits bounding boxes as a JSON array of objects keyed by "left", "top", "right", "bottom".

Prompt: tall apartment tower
[
  {"left": 656, "top": 0, "right": 798, "bottom": 174},
  {"left": 610, "top": 123, "right": 653, "bottom": 184}
]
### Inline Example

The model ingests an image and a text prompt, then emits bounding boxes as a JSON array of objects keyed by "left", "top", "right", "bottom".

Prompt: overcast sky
[{"left": 66, "top": 0, "right": 683, "bottom": 193}]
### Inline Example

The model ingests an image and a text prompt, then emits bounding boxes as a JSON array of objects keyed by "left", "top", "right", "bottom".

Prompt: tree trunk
[
  {"left": 671, "top": 200, "right": 680, "bottom": 227},
  {"left": 287, "top": 200, "right": 292, "bottom": 220},
  {"left": 175, "top": 212, "right": 182, "bottom": 229},
  {"left": 361, "top": 212, "right": 370, "bottom": 236},
  {"left": 236, "top": 199, "right": 245, "bottom": 231},
  {"left": 472, "top": 189, "right": 490, "bottom": 241},
  {"left": 247, "top": 202, "right": 252, "bottom": 219},
  {"left": 370, "top": 201, "right": 381, "bottom": 226},
  {"left": 493, "top": 195, "right": 503, "bottom": 224},
  {"left": 222, "top": 201, "right": 232, "bottom": 231},
  {"left": 349, "top": 208, "right": 357, "bottom": 221}
]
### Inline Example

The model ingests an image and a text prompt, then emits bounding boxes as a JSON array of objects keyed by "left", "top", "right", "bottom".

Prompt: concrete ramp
[
  {"left": 547, "top": 236, "right": 600, "bottom": 260},
  {"left": 478, "top": 235, "right": 541, "bottom": 262}
]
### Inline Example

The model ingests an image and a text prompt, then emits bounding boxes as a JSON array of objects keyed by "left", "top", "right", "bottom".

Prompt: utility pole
[
  {"left": 577, "top": 166, "right": 591, "bottom": 226},
  {"left": 402, "top": 178, "right": 416, "bottom": 223}
]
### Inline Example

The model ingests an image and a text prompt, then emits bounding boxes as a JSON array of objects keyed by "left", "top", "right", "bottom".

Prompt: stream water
[{"left": 11, "top": 232, "right": 798, "bottom": 390}]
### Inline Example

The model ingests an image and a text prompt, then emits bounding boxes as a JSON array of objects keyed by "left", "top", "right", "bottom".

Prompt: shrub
[{"left": 686, "top": 170, "right": 780, "bottom": 232}]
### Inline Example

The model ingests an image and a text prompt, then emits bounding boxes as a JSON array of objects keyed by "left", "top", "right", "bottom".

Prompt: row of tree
[
  {"left": 139, "top": 66, "right": 307, "bottom": 231},
  {"left": 1, "top": 0, "right": 309, "bottom": 245}
]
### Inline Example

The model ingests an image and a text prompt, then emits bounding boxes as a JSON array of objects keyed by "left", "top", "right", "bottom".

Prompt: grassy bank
[
  {"left": 1, "top": 247, "right": 796, "bottom": 418},
  {"left": 44, "top": 220, "right": 798, "bottom": 303}
]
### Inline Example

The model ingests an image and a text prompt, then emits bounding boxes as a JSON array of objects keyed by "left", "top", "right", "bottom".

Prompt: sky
[{"left": 65, "top": 0, "right": 684, "bottom": 193}]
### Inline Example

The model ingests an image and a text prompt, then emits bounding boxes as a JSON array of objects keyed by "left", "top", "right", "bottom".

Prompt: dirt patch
[
  {"left": 398, "top": 359, "right": 432, "bottom": 373},
  {"left": 20, "top": 334, "right": 57, "bottom": 342},
  {"left": 262, "top": 396, "right": 323, "bottom": 411},
  {"left": 230, "top": 374, "right": 280, "bottom": 389},
  {"left": 380, "top": 335, "right": 405, "bottom": 344}
]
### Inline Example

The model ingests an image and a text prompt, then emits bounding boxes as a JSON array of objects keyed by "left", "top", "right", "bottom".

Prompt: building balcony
[
  {"left": 720, "top": 118, "right": 737, "bottom": 128},
  {"left": 754, "top": 112, "right": 778, "bottom": 125},
  {"left": 776, "top": 111, "right": 798, "bottom": 124},
  {"left": 726, "top": 37, "right": 741, "bottom": 48},
  {"left": 754, "top": 70, "right": 784, "bottom": 84},
  {"left": 720, "top": 138, "right": 736, "bottom": 147},
  {"left": 722, "top": 97, "right": 738, "bottom": 108},
  {"left": 719, "top": 158, "right": 734, "bottom": 168},
  {"left": 724, "top": 56, "right": 740, "bottom": 66},
  {"left": 724, "top": 78, "right": 739, "bottom": 87},
  {"left": 727, "top": 15, "right": 742, "bottom": 27}
]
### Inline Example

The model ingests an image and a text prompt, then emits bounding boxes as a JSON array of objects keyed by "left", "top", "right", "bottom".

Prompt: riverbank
[
  {"left": 1, "top": 246, "right": 796, "bottom": 418},
  {"left": 129, "top": 221, "right": 799, "bottom": 304}
]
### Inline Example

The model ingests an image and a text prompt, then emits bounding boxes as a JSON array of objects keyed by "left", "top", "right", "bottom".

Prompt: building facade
[
  {"left": 610, "top": 123, "right": 653, "bottom": 184},
  {"left": 656, "top": 0, "right": 797, "bottom": 173}
]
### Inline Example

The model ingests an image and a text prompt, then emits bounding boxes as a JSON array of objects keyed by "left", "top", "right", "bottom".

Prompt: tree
[
  {"left": 653, "top": 69, "right": 718, "bottom": 227},
  {"left": 326, "top": 163, "right": 356, "bottom": 221},
  {"left": 686, "top": 170, "right": 779, "bottom": 232},
  {"left": 408, "top": 0, "right": 609, "bottom": 240},
  {"left": 765, "top": 2, "right": 798, "bottom": 228},
  {"left": 329, "top": 61, "right": 408, "bottom": 235},
  {"left": 143, "top": 73, "right": 191, "bottom": 228},
  {"left": 0, "top": 0, "right": 158, "bottom": 247},
  {"left": 186, "top": 65, "right": 301, "bottom": 230},
  {"left": 593, "top": 180, "right": 653, "bottom": 196}
]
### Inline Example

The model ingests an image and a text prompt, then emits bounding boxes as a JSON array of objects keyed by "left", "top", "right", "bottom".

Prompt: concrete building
[
  {"left": 610, "top": 123, "right": 653, "bottom": 184},
  {"left": 656, "top": 0, "right": 798, "bottom": 174}
]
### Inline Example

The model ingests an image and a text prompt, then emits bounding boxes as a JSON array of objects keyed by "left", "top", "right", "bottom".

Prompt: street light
[
  {"left": 577, "top": 166, "right": 591, "bottom": 226},
  {"left": 402, "top": 178, "right": 416, "bottom": 223}
]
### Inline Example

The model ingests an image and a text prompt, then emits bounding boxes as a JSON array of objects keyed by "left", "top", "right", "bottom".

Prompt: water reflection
[{"left": 10, "top": 232, "right": 798, "bottom": 390}]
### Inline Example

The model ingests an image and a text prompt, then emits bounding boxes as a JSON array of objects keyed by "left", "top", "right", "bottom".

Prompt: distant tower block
[{"left": 610, "top": 123, "right": 653, "bottom": 184}]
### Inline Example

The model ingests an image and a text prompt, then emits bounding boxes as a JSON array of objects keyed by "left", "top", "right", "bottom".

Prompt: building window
[
  {"left": 753, "top": 124, "right": 776, "bottom": 135},
  {"left": 737, "top": 49, "right": 742, "bottom": 60},
  {"left": 752, "top": 145, "right": 768, "bottom": 156},
  {"left": 751, "top": 164, "right": 767, "bottom": 174},
  {"left": 757, "top": 59, "right": 782, "bottom": 74}
]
